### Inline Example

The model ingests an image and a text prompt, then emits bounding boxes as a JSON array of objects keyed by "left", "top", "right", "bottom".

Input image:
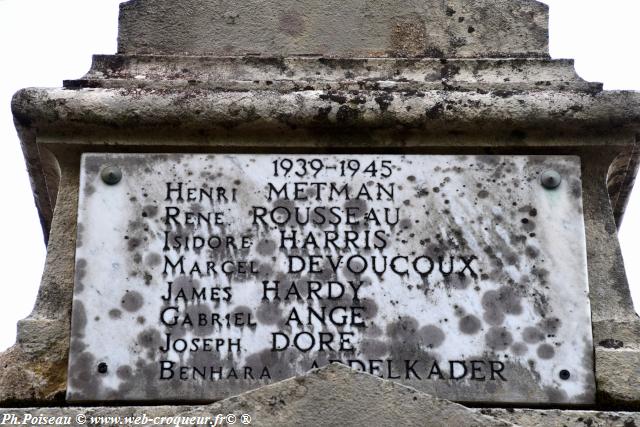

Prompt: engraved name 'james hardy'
[{"left": 69, "top": 154, "right": 593, "bottom": 404}]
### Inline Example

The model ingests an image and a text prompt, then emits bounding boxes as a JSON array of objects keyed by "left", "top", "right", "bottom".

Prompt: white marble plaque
[{"left": 68, "top": 153, "right": 594, "bottom": 404}]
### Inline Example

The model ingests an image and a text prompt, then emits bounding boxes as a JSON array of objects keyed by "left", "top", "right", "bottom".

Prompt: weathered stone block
[
  {"left": 4, "top": 0, "right": 640, "bottom": 416},
  {"left": 118, "top": 0, "right": 548, "bottom": 58},
  {"left": 596, "top": 348, "right": 640, "bottom": 407},
  {"left": 6, "top": 365, "right": 515, "bottom": 426}
]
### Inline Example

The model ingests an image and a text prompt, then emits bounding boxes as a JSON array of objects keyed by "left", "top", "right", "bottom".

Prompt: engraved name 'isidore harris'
[{"left": 68, "top": 154, "right": 595, "bottom": 405}]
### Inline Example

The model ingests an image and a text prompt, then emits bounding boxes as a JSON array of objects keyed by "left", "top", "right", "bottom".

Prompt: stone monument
[{"left": 3, "top": 0, "right": 640, "bottom": 425}]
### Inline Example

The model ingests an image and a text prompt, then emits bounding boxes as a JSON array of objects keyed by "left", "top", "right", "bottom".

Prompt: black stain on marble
[
  {"left": 481, "top": 286, "right": 523, "bottom": 326},
  {"left": 418, "top": 325, "right": 445, "bottom": 348},
  {"left": 257, "top": 239, "right": 277, "bottom": 256},
  {"left": 511, "top": 342, "right": 528, "bottom": 356},
  {"left": 459, "top": 314, "right": 481, "bottom": 335},
  {"left": 145, "top": 252, "right": 162, "bottom": 267},
  {"left": 256, "top": 303, "right": 284, "bottom": 325},
  {"left": 386, "top": 316, "right": 418, "bottom": 342},
  {"left": 485, "top": 326, "right": 513, "bottom": 351},
  {"left": 116, "top": 365, "right": 133, "bottom": 380},
  {"left": 142, "top": 205, "right": 159, "bottom": 218},
  {"left": 537, "top": 343, "right": 555, "bottom": 359},
  {"left": 522, "top": 327, "right": 545, "bottom": 344},
  {"left": 75, "top": 259, "right": 87, "bottom": 293},
  {"left": 71, "top": 300, "right": 87, "bottom": 337},
  {"left": 539, "top": 317, "right": 561, "bottom": 335},
  {"left": 121, "top": 291, "right": 144, "bottom": 312}
]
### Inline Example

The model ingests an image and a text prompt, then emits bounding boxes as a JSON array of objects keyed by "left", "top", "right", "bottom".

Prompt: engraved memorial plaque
[{"left": 68, "top": 154, "right": 594, "bottom": 404}]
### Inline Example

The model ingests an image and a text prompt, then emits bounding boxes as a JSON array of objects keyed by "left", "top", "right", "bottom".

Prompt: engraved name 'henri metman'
[{"left": 68, "top": 154, "right": 594, "bottom": 404}]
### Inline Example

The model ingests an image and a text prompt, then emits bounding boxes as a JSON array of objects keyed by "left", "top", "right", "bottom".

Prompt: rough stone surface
[
  {"left": 4, "top": 366, "right": 640, "bottom": 425},
  {"left": 478, "top": 408, "right": 640, "bottom": 427},
  {"left": 11, "top": 54, "right": 639, "bottom": 236},
  {"left": 608, "top": 147, "right": 640, "bottom": 228},
  {"left": 7, "top": 365, "right": 515, "bottom": 426},
  {"left": 12, "top": 87, "right": 640, "bottom": 137},
  {"left": 118, "top": 0, "right": 549, "bottom": 58},
  {"left": 0, "top": 156, "right": 79, "bottom": 403},
  {"left": 72, "top": 56, "right": 601, "bottom": 92},
  {"left": 595, "top": 349, "right": 640, "bottom": 406},
  {"left": 581, "top": 150, "right": 640, "bottom": 408},
  {"left": 6, "top": 0, "right": 640, "bottom": 412},
  {"left": 12, "top": 126, "right": 56, "bottom": 243},
  {"left": 8, "top": 82, "right": 640, "bottom": 407}
]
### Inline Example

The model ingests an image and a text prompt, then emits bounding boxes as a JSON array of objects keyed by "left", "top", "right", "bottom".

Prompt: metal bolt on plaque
[
  {"left": 541, "top": 170, "right": 562, "bottom": 189},
  {"left": 559, "top": 370, "right": 571, "bottom": 380},
  {"left": 100, "top": 165, "right": 122, "bottom": 185}
]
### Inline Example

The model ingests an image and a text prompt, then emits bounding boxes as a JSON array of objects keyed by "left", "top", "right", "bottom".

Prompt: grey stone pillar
[{"left": 4, "top": 0, "right": 640, "bottom": 417}]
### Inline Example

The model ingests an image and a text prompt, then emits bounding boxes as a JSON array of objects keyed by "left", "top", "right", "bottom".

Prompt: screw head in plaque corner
[
  {"left": 97, "top": 362, "right": 108, "bottom": 374},
  {"left": 540, "top": 170, "right": 562, "bottom": 190},
  {"left": 559, "top": 369, "right": 571, "bottom": 380},
  {"left": 100, "top": 165, "right": 122, "bottom": 185}
]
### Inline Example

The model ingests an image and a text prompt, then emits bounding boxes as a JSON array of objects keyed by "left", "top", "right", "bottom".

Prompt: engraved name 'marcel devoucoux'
[{"left": 68, "top": 154, "right": 595, "bottom": 405}]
